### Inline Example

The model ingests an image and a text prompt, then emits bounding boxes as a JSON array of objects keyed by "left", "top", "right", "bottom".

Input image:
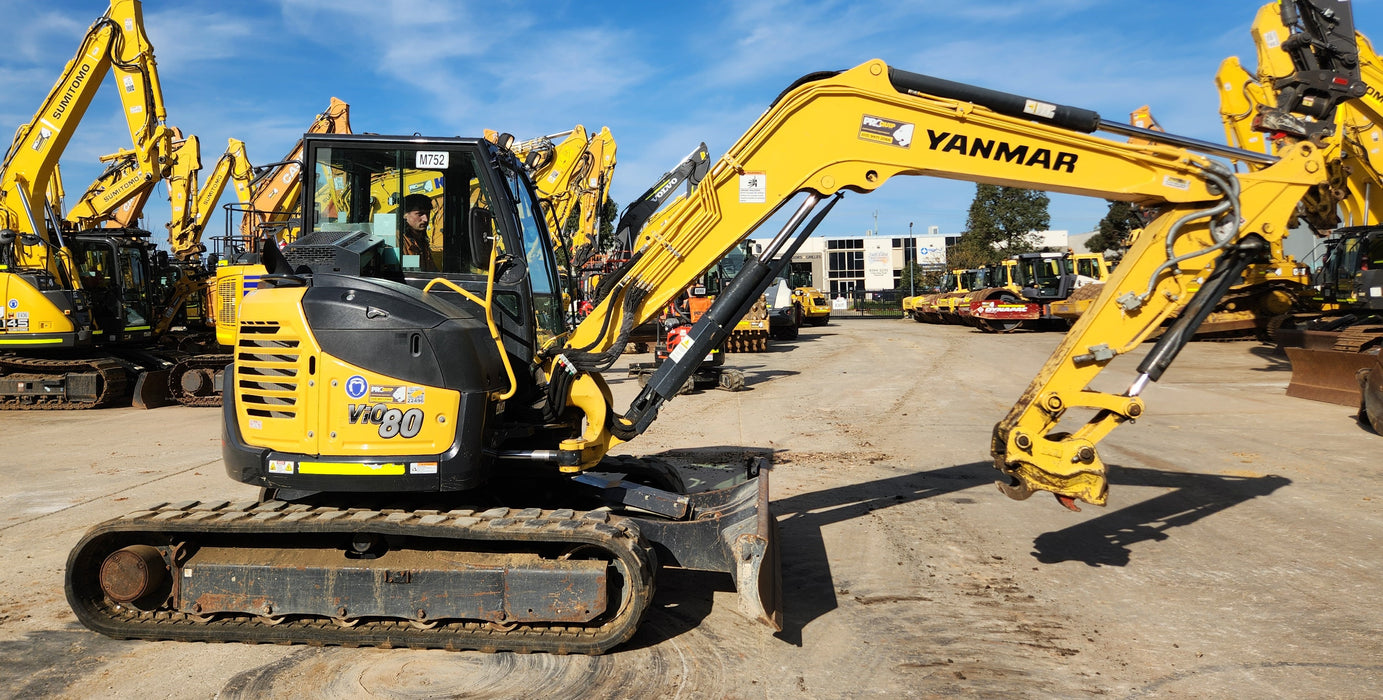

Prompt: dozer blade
[
  {"left": 633, "top": 460, "right": 783, "bottom": 631},
  {"left": 1285, "top": 347, "right": 1377, "bottom": 406},
  {"left": 728, "top": 467, "right": 782, "bottom": 630},
  {"left": 131, "top": 370, "right": 173, "bottom": 409}
]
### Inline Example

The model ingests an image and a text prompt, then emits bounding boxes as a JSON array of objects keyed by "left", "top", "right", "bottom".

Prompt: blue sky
[{"left": 7, "top": 0, "right": 1383, "bottom": 251}]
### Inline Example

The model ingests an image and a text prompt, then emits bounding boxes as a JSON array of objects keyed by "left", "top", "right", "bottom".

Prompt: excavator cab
[
  {"left": 1311, "top": 227, "right": 1383, "bottom": 307},
  {"left": 67, "top": 231, "right": 157, "bottom": 343}
]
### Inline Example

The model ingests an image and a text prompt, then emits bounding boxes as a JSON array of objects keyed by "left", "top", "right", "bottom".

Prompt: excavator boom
[{"left": 0, "top": 0, "right": 172, "bottom": 281}]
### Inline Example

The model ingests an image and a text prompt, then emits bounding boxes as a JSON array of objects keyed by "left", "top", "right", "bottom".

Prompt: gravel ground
[{"left": 0, "top": 316, "right": 1379, "bottom": 698}]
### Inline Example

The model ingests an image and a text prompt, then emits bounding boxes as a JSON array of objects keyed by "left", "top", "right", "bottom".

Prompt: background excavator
[
  {"left": 0, "top": 0, "right": 185, "bottom": 409},
  {"left": 964, "top": 251, "right": 1110, "bottom": 332},
  {"left": 179, "top": 98, "right": 354, "bottom": 408},
  {"left": 155, "top": 135, "right": 258, "bottom": 406},
  {"left": 500, "top": 126, "right": 618, "bottom": 275},
  {"left": 1222, "top": 7, "right": 1383, "bottom": 408},
  {"left": 66, "top": 0, "right": 1365, "bottom": 649}
]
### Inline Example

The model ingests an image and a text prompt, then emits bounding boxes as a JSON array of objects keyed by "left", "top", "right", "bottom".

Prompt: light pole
[{"left": 908, "top": 222, "right": 915, "bottom": 297}]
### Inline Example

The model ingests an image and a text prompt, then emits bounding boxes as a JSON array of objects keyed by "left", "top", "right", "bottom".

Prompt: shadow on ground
[
  {"left": 768, "top": 460, "right": 996, "bottom": 646},
  {"left": 1248, "top": 343, "right": 1293, "bottom": 372},
  {"left": 1030, "top": 465, "right": 1291, "bottom": 567}
]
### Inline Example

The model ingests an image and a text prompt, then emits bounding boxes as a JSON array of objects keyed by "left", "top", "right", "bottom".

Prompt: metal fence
[{"left": 829, "top": 289, "right": 907, "bottom": 319}]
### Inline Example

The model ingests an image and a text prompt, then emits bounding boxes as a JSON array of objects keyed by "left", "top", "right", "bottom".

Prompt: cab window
[
  {"left": 500, "top": 165, "right": 565, "bottom": 341},
  {"left": 310, "top": 145, "right": 502, "bottom": 276}
]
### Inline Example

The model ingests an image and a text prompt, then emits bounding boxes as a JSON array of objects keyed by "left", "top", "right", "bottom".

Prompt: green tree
[
  {"left": 1084, "top": 200, "right": 1142, "bottom": 254},
  {"left": 946, "top": 236, "right": 1001, "bottom": 268},
  {"left": 599, "top": 196, "right": 619, "bottom": 252},
  {"left": 960, "top": 184, "right": 1051, "bottom": 259},
  {"left": 896, "top": 262, "right": 930, "bottom": 294}
]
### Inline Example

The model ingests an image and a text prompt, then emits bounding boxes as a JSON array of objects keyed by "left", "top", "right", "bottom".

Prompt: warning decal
[{"left": 739, "top": 172, "right": 767, "bottom": 203}]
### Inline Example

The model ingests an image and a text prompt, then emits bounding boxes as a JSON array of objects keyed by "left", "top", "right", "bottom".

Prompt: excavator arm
[
  {"left": 166, "top": 136, "right": 253, "bottom": 261},
  {"left": 994, "top": 0, "right": 1365, "bottom": 509},
  {"left": 237, "top": 97, "right": 350, "bottom": 246},
  {"left": 545, "top": 57, "right": 1315, "bottom": 470},
  {"left": 503, "top": 126, "right": 619, "bottom": 267},
  {"left": 0, "top": 0, "right": 172, "bottom": 282},
  {"left": 567, "top": 127, "right": 617, "bottom": 264}
]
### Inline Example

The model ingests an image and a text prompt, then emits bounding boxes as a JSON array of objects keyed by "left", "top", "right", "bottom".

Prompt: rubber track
[
  {"left": 0, "top": 355, "right": 128, "bottom": 410},
  {"left": 168, "top": 354, "right": 232, "bottom": 407},
  {"left": 66, "top": 500, "right": 656, "bottom": 654},
  {"left": 1332, "top": 324, "right": 1383, "bottom": 353}
]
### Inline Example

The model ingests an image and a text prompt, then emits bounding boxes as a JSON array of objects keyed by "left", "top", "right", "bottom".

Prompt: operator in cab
[{"left": 399, "top": 193, "right": 438, "bottom": 271}]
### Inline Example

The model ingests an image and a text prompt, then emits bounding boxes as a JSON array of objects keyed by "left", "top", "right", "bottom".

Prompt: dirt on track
[{"left": 1, "top": 317, "right": 1380, "bottom": 698}]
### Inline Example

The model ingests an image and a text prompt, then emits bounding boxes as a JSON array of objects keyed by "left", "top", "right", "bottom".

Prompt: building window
[{"left": 825, "top": 238, "right": 864, "bottom": 296}]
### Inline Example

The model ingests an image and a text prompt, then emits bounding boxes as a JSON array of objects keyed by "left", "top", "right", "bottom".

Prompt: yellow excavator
[
  {"left": 0, "top": 0, "right": 182, "bottom": 409},
  {"left": 165, "top": 136, "right": 254, "bottom": 262},
  {"left": 1221, "top": 7, "right": 1383, "bottom": 406},
  {"left": 63, "top": 0, "right": 1361, "bottom": 655},
  {"left": 500, "top": 126, "right": 617, "bottom": 271},
  {"left": 152, "top": 136, "right": 259, "bottom": 406}
]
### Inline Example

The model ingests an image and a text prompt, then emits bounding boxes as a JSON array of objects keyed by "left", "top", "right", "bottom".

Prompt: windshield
[
  {"left": 310, "top": 143, "right": 503, "bottom": 275},
  {"left": 1019, "top": 257, "right": 1063, "bottom": 294},
  {"left": 706, "top": 241, "right": 754, "bottom": 295}
]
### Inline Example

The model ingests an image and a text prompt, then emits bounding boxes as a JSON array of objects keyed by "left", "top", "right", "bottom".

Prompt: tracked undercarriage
[
  {"left": 166, "top": 353, "right": 230, "bottom": 407},
  {"left": 66, "top": 461, "right": 779, "bottom": 655},
  {"left": 0, "top": 354, "right": 130, "bottom": 409}
]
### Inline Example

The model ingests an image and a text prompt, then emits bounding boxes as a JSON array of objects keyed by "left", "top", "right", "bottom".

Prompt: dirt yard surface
[{"left": 1, "top": 317, "right": 1380, "bottom": 698}]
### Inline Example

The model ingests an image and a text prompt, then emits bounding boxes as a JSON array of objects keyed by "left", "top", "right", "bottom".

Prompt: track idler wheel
[
  {"left": 179, "top": 368, "right": 220, "bottom": 396},
  {"left": 99, "top": 545, "right": 171, "bottom": 611}
]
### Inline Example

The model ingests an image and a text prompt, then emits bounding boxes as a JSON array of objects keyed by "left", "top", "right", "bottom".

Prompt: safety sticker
[
  {"left": 369, "top": 385, "right": 409, "bottom": 403},
  {"left": 248, "top": 419, "right": 263, "bottom": 430},
  {"left": 345, "top": 375, "right": 369, "bottom": 399},
  {"left": 1022, "top": 99, "right": 1056, "bottom": 120},
  {"left": 407, "top": 178, "right": 441, "bottom": 194},
  {"left": 6, "top": 299, "right": 17, "bottom": 310},
  {"left": 1162, "top": 176, "right": 1191, "bottom": 191},
  {"left": 858, "top": 115, "right": 915, "bottom": 148},
  {"left": 410, "top": 462, "right": 439, "bottom": 475},
  {"left": 268, "top": 459, "right": 294, "bottom": 475},
  {"left": 739, "top": 172, "right": 767, "bottom": 203},
  {"left": 668, "top": 334, "right": 695, "bottom": 363}
]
